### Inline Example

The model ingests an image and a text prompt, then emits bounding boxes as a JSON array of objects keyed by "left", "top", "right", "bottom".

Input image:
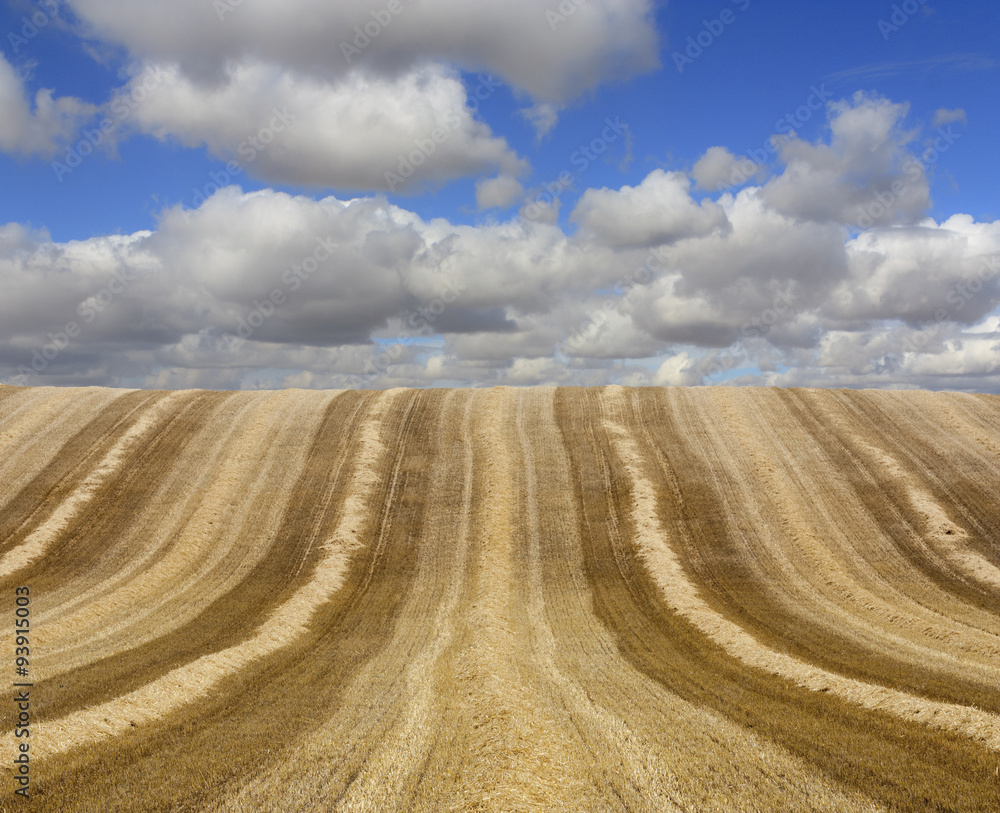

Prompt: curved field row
[
  {"left": 598, "top": 386, "right": 1000, "bottom": 751},
  {"left": 655, "top": 387, "right": 1000, "bottom": 696},
  {"left": 34, "top": 389, "right": 340, "bottom": 680},
  {"left": 0, "top": 383, "right": 998, "bottom": 811},
  {"left": 0, "top": 387, "right": 131, "bottom": 514}
]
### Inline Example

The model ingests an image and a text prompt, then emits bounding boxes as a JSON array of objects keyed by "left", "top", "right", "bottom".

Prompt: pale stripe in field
[
  {"left": 328, "top": 390, "right": 476, "bottom": 810},
  {"left": 818, "top": 391, "right": 1000, "bottom": 596},
  {"left": 0, "top": 390, "right": 187, "bottom": 579},
  {"left": 689, "top": 388, "right": 1000, "bottom": 676},
  {"left": 32, "top": 391, "right": 272, "bottom": 645},
  {"left": 210, "top": 390, "right": 891, "bottom": 812},
  {"left": 3, "top": 389, "right": 399, "bottom": 761},
  {"left": 600, "top": 385, "right": 1000, "bottom": 753},
  {"left": 0, "top": 387, "right": 130, "bottom": 511},
  {"left": 35, "top": 389, "right": 340, "bottom": 678},
  {"left": 856, "top": 438, "right": 1000, "bottom": 593},
  {"left": 3, "top": 385, "right": 998, "bottom": 811},
  {"left": 514, "top": 389, "right": 887, "bottom": 813},
  {"left": 445, "top": 387, "right": 593, "bottom": 811}
]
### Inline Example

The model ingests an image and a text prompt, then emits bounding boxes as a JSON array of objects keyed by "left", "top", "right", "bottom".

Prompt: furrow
[
  {"left": 35, "top": 389, "right": 338, "bottom": 679},
  {"left": 0, "top": 387, "right": 128, "bottom": 514},
  {"left": 599, "top": 386, "right": 1000, "bottom": 753},
  {"left": 647, "top": 390, "right": 997, "bottom": 711},
  {"left": 820, "top": 389, "right": 1000, "bottom": 599},
  {"left": 556, "top": 386, "right": 999, "bottom": 812},
  {"left": 0, "top": 390, "right": 189, "bottom": 579},
  {"left": 190, "top": 388, "right": 436, "bottom": 812},
  {"left": 0, "top": 388, "right": 166, "bottom": 551},
  {"left": 0, "top": 388, "right": 398, "bottom": 762}
]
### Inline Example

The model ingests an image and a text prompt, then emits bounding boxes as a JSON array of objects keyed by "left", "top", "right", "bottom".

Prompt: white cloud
[
  {"left": 831, "top": 214, "right": 1000, "bottom": 324},
  {"left": 691, "top": 146, "right": 737, "bottom": 190},
  {"left": 68, "top": 0, "right": 660, "bottom": 103},
  {"left": 762, "top": 92, "right": 930, "bottom": 227},
  {"left": 119, "top": 61, "right": 526, "bottom": 191},
  {"left": 475, "top": 176, "right": 525, "bottom": 210},
  {"left": 653, "top": 352, "right": 699, "bottom": 386},
  {"left": 691, "top": 146, "right": 761, "bottom": 191},
  {"left": 932, "top": 107, "right": 967, "bottom": 127},
  {"left": 61, "top": 0, "right": 658, "bottom": 189},
  {"left": 571, "top": 169, "right": 729, "bottom": 248},
  {"left": 0, "top": 53, "right": 95, "bottom": 156},
  {"left": 520, "top": 102, "right": 560, "bottom": 140},
  {"left": 4, "top": 89, "right": 1000, "bottom": 392}
]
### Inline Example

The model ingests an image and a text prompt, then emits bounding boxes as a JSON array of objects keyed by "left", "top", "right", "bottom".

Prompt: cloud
[
  {"left": 69, "top": 0, "right": 660, "bottom": 103},
  {"left": 761, "top": 92, "right": 930, "bottom": 227},
  {"left": 0, "top": 186, "right": 601, "bottom": 386},
  {"left": 28, "top": 1, "right": 655, "bottom": 189},
  {"left": 0, "top": 53, "right": 96, "bottom": 156},
  {"left": 691, "top": 146, "right": 741, "bottom": 191},
  {"left": 652, "top": 352, "right": 699, "bottom": 386},
  {"left": 520, "top": 102, "right": 560, "bottom": 140},
  {"left": 475, "top": 175, "right": 525, "bottom": 210},
  {"left": 118, "top": 61, "right": 526, "bottom": 191},
  {"left": 932, "top": 107, "right": 967, "bottom": 127},
  {"left": 827, "top": 54, "right": 997, "bottom": 83},
  {"left": 571, "top": 169, "right": 729, "bottom": 248},
  {"left": 3, "top": 91, "right": 999, "bottom": 392},
  {"left": 830, "top": 214, "right": 1000, "bottom": 325}
]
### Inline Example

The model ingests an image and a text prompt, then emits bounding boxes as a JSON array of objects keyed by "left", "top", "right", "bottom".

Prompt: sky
[{"left": 0, "top": 0, "right": 998, "bottom": 391}]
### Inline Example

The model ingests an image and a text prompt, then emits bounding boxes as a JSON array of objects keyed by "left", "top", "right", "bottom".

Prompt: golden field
[{"left": 1, "top": 384, "right": 999, "bottom": 811}]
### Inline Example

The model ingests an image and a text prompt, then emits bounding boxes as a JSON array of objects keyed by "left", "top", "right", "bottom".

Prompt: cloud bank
[
  {"left": 3, "top": 94, "right": 999, "bottom": 391},
  {"left": 2, "top": 3, "right": 997, "bottom": 392}
]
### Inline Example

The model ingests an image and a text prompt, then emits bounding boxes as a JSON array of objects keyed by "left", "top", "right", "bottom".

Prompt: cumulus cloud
[
  {"left": 571, "top": 169, "right": 729, "bottom": 248},
  {"left": 0, "top": 53, "right": 96, "bottom": 156},
  {"left": 0, "top": 187, "right": 602, "bottom": 386},
  {"left": 691, "top": 146, "right": 740, "bottom": 191},
  {"left": 68, "top": 0, "right": 660, "bottom": 103},
  {"left": 3, "top": 88, "right": 1000, "bottom": 392},
  {"left": 118, "top": 61, "right": 525, "bottom": 191},
  {"left": 476, "top": 175, "right": 525, "bottom": 210},
  {"left": 831, "top": 215, "right": 1000, "bottom": 325},
  {"left": 761, "top": 93, "right": 932, "bottom": 228},
  {"left": 691, "top": 145, "right": 769, "bottom": 192},
  {"left": 56, "top": 0, "right": 658, "bottom": 189},
  {"left": 652, "top": 352, "right": 699, "bottom": 386}
]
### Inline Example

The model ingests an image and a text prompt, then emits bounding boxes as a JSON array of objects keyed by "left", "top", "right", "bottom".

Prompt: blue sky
[{"left": 1, "top": 0, "right": 998, "bottom": 390}]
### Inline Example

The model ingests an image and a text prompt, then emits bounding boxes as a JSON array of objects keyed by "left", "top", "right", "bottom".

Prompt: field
[{"left": 1, "top": 383, "right": 999, "bottom": 811}]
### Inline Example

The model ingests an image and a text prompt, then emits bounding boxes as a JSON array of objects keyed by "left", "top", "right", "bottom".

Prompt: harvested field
[{"left": 1, "top": 383, "right": 999, "bottom": 811}]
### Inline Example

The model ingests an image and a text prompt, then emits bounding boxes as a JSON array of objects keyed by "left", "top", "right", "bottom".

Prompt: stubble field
[{"left": 1, "top": 383, "right": 998, "bottom": 811}]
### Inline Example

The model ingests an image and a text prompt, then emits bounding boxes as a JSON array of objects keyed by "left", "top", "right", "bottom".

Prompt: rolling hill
[{"left": 1, "top": 384, "right": 998, "bottom": 811}]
